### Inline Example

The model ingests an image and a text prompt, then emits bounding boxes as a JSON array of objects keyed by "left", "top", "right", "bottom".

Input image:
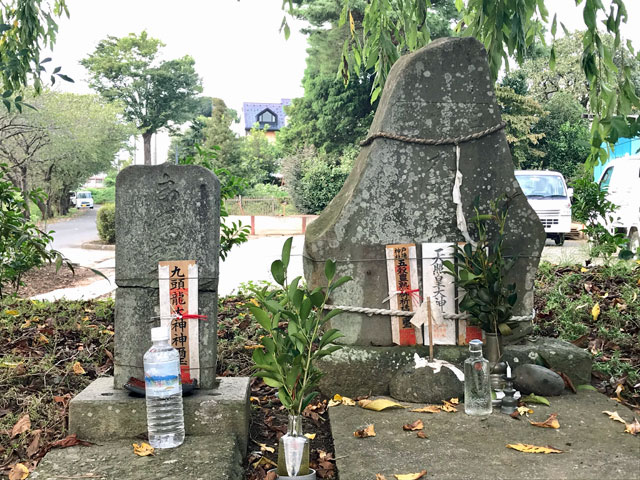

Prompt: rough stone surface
[
  {"left": 390, "top": 363, "right": 464, "bottom": 403},
  {"left": 317, "top": 345, "right": 466, "bottom": 397},
  {"left": 502, "top": 337, "right": 592, "bottom": 385},
  {"left": 329, "top": 391, "right": 639, "bottom": 479},
  {"left": 31, "top": 435, "right": 244, "bottom": 480},
  {"left": 69, "top": 376, "right": 251, "bottom": 454},
  {"left": 114, "top": 289, "right": 218, "bottom": 388},
  {"left": 513, "top": 364, "right": 566, "bottom": 396},
  {"left": 114, "top": 165, "right": 220, "bottom": 388},
  {"left": 303, "top": 37, "right": 545, "bottom": 346}
]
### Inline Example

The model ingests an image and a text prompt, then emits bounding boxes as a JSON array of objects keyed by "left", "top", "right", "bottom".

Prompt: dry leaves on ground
[
  {"left": 506, "top": 443, "right": 563, "bottom": 454},
  {"left": 8, "top": 463, "right": 30, "bottom": 480},
  {"left": 132, "top": 442, "right": 155, "bottom": 456},
  {"left": 394, "top": 470, "right": 427, "bottom": 479},
  {"left": 603, "top": 411, "right": 640, "bottom": 435},
  {"left": 358, "top": 398, "right": 405, "bottom": 411},
  {"left": 402, "top": 420, "right": 424, "bottom": 431},
  {"left": 409, "top": 405, "right": 441, "bottom": 413},
  {"left": 353, "top": 424, "right": 376, "bottom": 438},
  {"left": 328, "top": 394, "right": 356, "bottom": 407},
  {"left": 440, "top": 400, "right": 457, "bottom": 413},
  {"left": 72, "top": 361, "right": 86, "bottom": 375},
  {"left": 530, "top": 413, "right": 560, "bottom": 429},
  {"left": 416, "top": 431, "right": 428, "bottom": 439},
  {"left": 10, "top": 414, "right": 31, "bottom": 438}
]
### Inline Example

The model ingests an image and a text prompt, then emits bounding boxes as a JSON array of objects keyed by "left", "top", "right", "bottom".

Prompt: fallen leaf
[
  {"left": 624, "top": 418, "right": 640, "bottom": 435},
  {"left": 506, "top": 443, "right": 563, "bottom": 454},
  {"left": 336, "top": 394, "right": 355, "bottom": 406},
  {"left": 410, "top": 405, "right": 441, "bottom": 413},
  {"left": 555, "top": 371, "right": 576, "bottom": 394},
  {"left": 249, "top": 396, "right": 260, "bottom": 403},
  {"left": 416, "top": 431, "right": 428, "bottom": 439},
  {"left": 11, "top": 414, "right": 31, "bottom": 438},
  {"left": 100, "top": 329, "right": 114, "bottom": 336},
  {"left": 580, "top": 267, "right": 589, "bottom": 273},
  {"left": 252, "top": 456, "right": 277, "bottom": 468},
  {"left": 72, "top": 362, "right": 86, "bottom": 375},
  {"left": 8, "top": 463, "right": 29, "bottom": 480},
  {"left": 81, "top": 316, "right": 89, "bottom": 322},
  {"left": 516, "top": 406, "right": 533, "bottom": 416},
  {"left": 354, "top": 424, "right": 376, "bottom": 438},
  {"left": 327, "top": 399, "right": 341, "bottom": 407},
  {"left": 530, "top": 413, "right": 560, "bottom": 429},
  {"left": 5, "top": 310, "right": 19, "bottom": 316},
  {"left": 615, "top": 384, "right": 624, "bottom": 401},
  {"left": 132, "top": 442, "right": 154, "bottom": 456},
  {"left": 591, "top": 303, "right": 600, "bottom": 321},
  {"left": 522, "top": 393, "right": 550, "bottom": 406},
  {"left": 402, "top": 419, "right": 424, "bottom": 431},
  {"left": 258, "top": 443, "right": 275, "bottom": 453},
  {"left": 394, "top": 470, "right": 427, "bottom": 480},
  {"left": 576, "top": 384, "right": 597, "bottom": 392},
  {"left": 358, "top": 398, "right": 405, "bottom": 411},
  {"left": 48, "top": 434, "right": 92, "bottom": 449},
  {"left": 265, "top": 471, "right": 277, "bottom": 480},
  {"left": 304, "top": 433, "right": 316, "bottom": 440},
  {"left": 26, "top": 430, "right": 41, "bottom": 457},
  {"left": 441, "top": 400, "right": 458, "bottom": 413},
  {"left": 603, "top": 410, "right": 627, "bottom": 424},
  {"left": 376, "top": 475, "right": 388, "bottom": 480},
  {"left": 243, "top": 344, "right": 263, "bottom": 350},
  {"left": 448, "top": 397, "right": 459, "bottom": 405},
  {"left": 37, "top": 333, "right": 49, "bottom": 344}
]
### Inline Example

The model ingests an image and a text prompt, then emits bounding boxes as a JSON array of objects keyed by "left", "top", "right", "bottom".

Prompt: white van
[
  {"left": 515, "top": 170, "right": 572, "bottom": 245},
  {"left": 597, "top": 156, "right": 640, "bottom": 252},
  {"left": 74, "top": 191, "right": 94, "bottom": 209}
]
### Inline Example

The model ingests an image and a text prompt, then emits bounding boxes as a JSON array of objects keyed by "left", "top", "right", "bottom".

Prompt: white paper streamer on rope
[
  {"left": 413, "top": 353, "right": 465, "bottom": 382},
  {"left": 452, "top": 144, "right": 475, "bottom": 246}
]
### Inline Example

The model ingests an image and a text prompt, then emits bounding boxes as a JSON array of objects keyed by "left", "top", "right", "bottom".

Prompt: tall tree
[{"left": 81, "top": 31, "right": 202, "bottom": 165}]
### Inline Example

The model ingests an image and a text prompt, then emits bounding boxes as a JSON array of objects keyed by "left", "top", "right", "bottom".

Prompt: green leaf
[
  {"left": 522, "top": 393, "right": 550, "bottom": 406},
  {"left": 281, "top": 236, "right": 293, "bottom": 269},
  {"left": 262, "top": 377, "right": 284, "bottom": 388},
  {"left": 301, "top": 391, "right": 320, "bottom": 411},
  {"left": 300, "top": 298, "right": 312, "bottom": 321},
  {"left": 321, "top": 308, "right": 343, "bottom": 324},
  {"left": 56, "top": 73, "right": 74, "bottom": 83},
  {"left": 319, "top": 328, "right": 343, "bottom": 348},
  {"left": 249, "top": 306, "right": 272, "bottom": 331},
  {"left": 309, "top": 290, "right": 324, "bottom": 308},
  {"left": 278, "top": 389, "right": 292, "bottom": 409},
  {"left": 329, "top": 275, "right": 351, "bottom": 292},
  {"left": 550, "top": 13, "right": 557, "bottom": 37},
  {"left": 271, "top": 259, "right": 285, "bottom": 285},
  {"left": 576, "top": 384, "right": 597, "bottom": 392},
  {"left": 324, "top": 259, "right": 336, "bottom": 282},
  {"left": 454, "top": 0, "right": 464, "bottom": 11},
  {"left": 497, "top": 323, "right": 512, "bottom": 335},
  {"left": 317, "top": 344, "right": 342, "bottom": 357}
]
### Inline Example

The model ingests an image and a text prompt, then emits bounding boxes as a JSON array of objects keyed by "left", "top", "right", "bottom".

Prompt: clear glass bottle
[
  {"left": 276, "top": 414, "right": 310, "bottom": 477},
  {"left": 143, "top": 326, "right": 185, "bottom": 449},
  {"left": 464, "top": 339, "right": 492, "bottom": 416}
]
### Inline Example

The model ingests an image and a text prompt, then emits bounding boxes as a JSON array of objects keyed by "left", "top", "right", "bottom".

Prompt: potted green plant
[
  {"left": 442, "top": 196, "right": 517, "bottom": 363},
  {"left": 249, "top": 237, "right": 351, "bottom": 479}
]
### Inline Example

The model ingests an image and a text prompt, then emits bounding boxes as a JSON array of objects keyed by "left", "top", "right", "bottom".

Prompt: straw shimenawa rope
[{"left": 323, "top": 304, "right": 534, "bottom": 321}]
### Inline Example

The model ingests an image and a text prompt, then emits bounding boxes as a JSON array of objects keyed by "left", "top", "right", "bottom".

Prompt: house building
[{"left": 242, "top": 99, "right": 291, "bottom": 140}]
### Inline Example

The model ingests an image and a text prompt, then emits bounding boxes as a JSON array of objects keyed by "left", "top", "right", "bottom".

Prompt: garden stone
[
  {"left": 303, "top": 36, "right": 545, "bottom": 347},
  {"left": 514, "top": 364, "right": 566, "bottom": 396},
  {"left": 390, "top": 363, "right": 464, "bottom": 403}
]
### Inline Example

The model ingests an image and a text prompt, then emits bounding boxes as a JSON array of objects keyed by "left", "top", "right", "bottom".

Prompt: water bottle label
[{"left": 145, "top": 360, "right": 180, "bottom": 397}]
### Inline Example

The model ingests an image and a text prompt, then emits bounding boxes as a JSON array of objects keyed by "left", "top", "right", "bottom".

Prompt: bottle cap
[
  {"left": 469, "top": 339, "right": 483, "bottom": 352},
  {"left": 151, "top": 326, "right": 170, "bottom": 342}
]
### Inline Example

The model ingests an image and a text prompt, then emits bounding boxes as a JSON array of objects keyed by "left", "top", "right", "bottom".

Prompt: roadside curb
[{"left": 81, "top": 241, "right": 115, "bottom": 251}]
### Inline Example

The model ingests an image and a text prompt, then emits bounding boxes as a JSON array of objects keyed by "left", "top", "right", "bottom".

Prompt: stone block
[
  {"left": 69, "top": 376, "right": 251, "bottom": 454},
  {"left": 390, "top": 363, "right": 464, "bottom": 403},
  {"left": 502, "top": 338, "right": 592, "bottom": 385},
  {"left": 113, "top": 288, "right": 218, "bottom": 389}
]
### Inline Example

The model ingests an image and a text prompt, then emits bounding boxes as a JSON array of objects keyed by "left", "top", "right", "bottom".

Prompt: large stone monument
[{"left": 305, "top": 37, "right": 551, "bottom": 394}]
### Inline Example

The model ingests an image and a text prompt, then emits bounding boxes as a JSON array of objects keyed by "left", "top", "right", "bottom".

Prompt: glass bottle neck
[
  {"left": 469, "top": 349, "right": 483, "bottom": 359},
  {"left": 287, "top": 414, "right": 303, "bottom": 436}
]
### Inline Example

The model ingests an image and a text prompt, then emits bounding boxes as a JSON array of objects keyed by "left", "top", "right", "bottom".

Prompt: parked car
[
  {"left": 74, "top": 191, "right": 94, "bottom": 209},
  {"left": 597, "top": 156, "right": 640, "bottom": 252},
  {"left": 515, "top": 170, "right": 572, "bottom": 245}
]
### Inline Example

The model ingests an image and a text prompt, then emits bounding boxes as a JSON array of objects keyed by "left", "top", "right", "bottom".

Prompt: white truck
[
  {"left": 597, "top": 156, "right": 640, "bottom": 252},
  {"left": 515, "top": 170, "right": 573, "bottom": 246}
]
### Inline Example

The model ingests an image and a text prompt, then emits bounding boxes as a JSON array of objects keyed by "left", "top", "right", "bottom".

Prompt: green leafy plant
[
  {"left": 249, "top": 237, "right": 351, "bottom": 415},
  {"left": 443, "top": 196, "right": 517, "bottom": 335},
  {"left": 96, "top": 203, "right": 115, "bottom": 244},
  {"left": 571, "top": 176, "right": 633, "bottom": 262}
]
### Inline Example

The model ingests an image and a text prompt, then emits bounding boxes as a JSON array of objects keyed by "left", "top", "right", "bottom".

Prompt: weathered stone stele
[
  {"left": 114, "top": 164, "right": 220, "bottom": 389},
  {"left": 304, "top": 37, "right": 545, "bottom": 346}
]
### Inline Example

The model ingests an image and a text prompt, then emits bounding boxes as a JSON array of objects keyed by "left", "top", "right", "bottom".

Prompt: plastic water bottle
[
  {"left": 464, "top": 339, "right": 492, "bottom": 416},
  {"left": 143, "top": 326, "right": 185, "bottom": 448}
]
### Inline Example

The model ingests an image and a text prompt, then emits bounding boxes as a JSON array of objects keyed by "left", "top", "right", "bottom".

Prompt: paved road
[{"left": 48, "top": 207, "right": 100, "bottom": 250}]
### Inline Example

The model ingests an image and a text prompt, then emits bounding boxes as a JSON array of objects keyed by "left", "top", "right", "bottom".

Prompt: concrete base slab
[
  {"left": 31, "top": 435, "right": 244, "bottom": 480},
  {"left": 69, "top": 376, "right": 250, "bottom": 453},
  {"left": 329, "top": 391, "right": 638, "bottom": 480}
]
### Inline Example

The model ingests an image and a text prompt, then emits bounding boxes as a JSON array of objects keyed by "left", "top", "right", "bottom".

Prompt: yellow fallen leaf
[
  {"left": 243, "top": 344, "right": 264, "bottom": 350},
  {"left": 0, "top": 361, "right": 23, "bottom": 368},
  {"left": 358, "top": 398, "right": 405, "bottom": 411},
  {"left": 615, "top": 384, "right": 624, "bottom": 401},
  {"left": 410, "top": 405, "right": 441, "bottom": 413},
  {"left": 8, "top": 462, "right": 29, "bottom": 480},
  {"left": 591, "top": 303, "right": 600, "bottom": 321},
  {"left": 354, "top": 424, "right": 376, "bottom": 438},
  {"left": 376, "top": 475, "right": 388, "bottom": 480},
  {"left": 132, "top": 442, "right": 155, "bottom": 456},
  {"left": 38, "top": 334, "right": 49, "bottom": 344},
  {"left": 506, "top": 443, "right": 563, "bottom": 454},
  {"left": 603, "top": 410, "right": 627, "bottom": 424},
  {"left": 530, "top": 413, "right": 560, "bottom": 429},
  {"left": 580, "top": 267, "right": 589, "bottom": 273},
  {"left": 441, "top": 400, "right": 458, "bottom": 413},
  {"left": 394, "top": 470, "right": 427, "bottom": 480},
  {"left": 252, "top": 456, "right": 277, "bottom": 468},
  {"left": 72, "top": 362, "right": 86, "bottom": 375},
  {"left": 327, "top": 399, "right": 341, "bottom": 407},
  {"left": 101, "top": 329, "right": 114, "bottom": 335},
  {"left": 516, "top": 406, "right": 533, "bottom": 416},
  {"left": 258, "top": 443, "right": 275, "bottom": 453},
  {"left": 448, "top": 397, "right": 459, "bottom": 405},
  {"left": 5, "top": 310, "right": 19, "bottom": 316},
  {"left": 332, "top": 393, "right": 356, "bottom": 406},
  {"left": 81, "top": 316, "right": 89, "bottom": 322},
  {"left": 250, "top": 298, "right": 260, "bottom": 306},
  {"left": 304, "top": 433, "right": 316, "bottom": 440},
  {"left": 624, "top": 418, "right": 640, "bottom": 435},
  {"left": 402, "top": 419, "right": 424, "bottom": 431},
  {"left": 21, "top": 319, "right": 31, "bottom": 329},
  {"left": 249, "top": 396, "right": 260, "bottom": 403}
]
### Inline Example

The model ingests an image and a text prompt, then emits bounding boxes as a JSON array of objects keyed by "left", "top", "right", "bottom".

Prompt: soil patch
[{"left": 16, "top": 264, "right": 103, "bottom": 298}]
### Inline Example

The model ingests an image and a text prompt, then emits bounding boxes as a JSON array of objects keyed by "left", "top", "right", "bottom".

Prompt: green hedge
[
  {"left": 97, "top": 203, "right": 115, "bottom": 244},
  {"left": 87, "top": 187, "right": 115, "bottom": 205}
]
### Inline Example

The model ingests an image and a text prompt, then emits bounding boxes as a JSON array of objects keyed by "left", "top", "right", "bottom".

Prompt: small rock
[
  {"left": 390, "top": 364, "right": 464, "bottom": 403},
  {"left": 514, "top": 364, "right": 565, "bottom": 396}
]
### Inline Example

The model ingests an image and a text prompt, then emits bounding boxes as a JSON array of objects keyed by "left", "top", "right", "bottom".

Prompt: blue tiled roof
[{"left": 242, "top": 99, "right": 291, "bottom": 131}]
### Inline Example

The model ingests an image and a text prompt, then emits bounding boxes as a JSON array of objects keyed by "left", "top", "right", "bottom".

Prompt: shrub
[
  {"left": 88, "top": 186, "right": 115, "bottom": 205},
  {"left": 97, "top": 203, "right": 115, "bottom": 244}
]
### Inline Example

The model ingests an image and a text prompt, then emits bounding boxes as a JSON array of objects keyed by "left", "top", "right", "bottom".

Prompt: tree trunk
[
  {"left": 19, "top": 166, "right": 30, "bottom": 219},
  {"left": 143, "top": 131, "right": 153, "bottom": 165}
]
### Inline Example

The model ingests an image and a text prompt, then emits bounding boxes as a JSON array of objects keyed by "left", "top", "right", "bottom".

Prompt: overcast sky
[{"left": 45, "top": 0, "right": 640, "bottom": 163}]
